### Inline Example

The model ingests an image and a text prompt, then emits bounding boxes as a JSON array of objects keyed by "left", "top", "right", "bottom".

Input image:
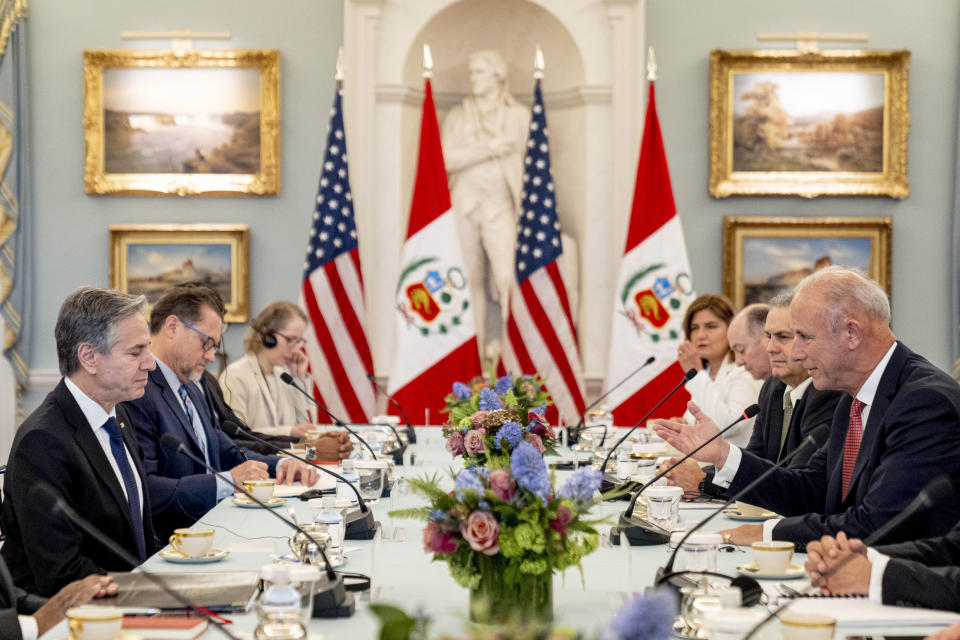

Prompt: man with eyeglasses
[{"left": 123, "top": 284, "right": 320, "bottom": 539}]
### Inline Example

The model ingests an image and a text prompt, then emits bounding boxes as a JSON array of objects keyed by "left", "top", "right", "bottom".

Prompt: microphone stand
[
  {"left": 31, "top": 483, "right": 243, "bottom": 637},
  {"left": 741, "top": 474, "right": 954, "bottom": 640},
  {"left": 598, "top": 367, "right": 698, "bottom": 496},
  {"left": 367, "top": 372, "right": 417, "bottom": 444},
  {"left": 611, "top": 404, "right": 761, "bottom": 546},
  {"left": 569, "top": 356, "right": 655, "bottom": 444},
  {"left": 221, "top": 421, "right": 380, "bottom": 540},
  {"left": 158, "top": 435, "right": 356, "bottom": 617},
  {"left": 280, "top": 372, "right": 378, "bottom": 460}
]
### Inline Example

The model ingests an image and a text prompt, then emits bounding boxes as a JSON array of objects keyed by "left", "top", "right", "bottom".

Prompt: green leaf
[{"left": 369, "top": 604, "right": 417, "bottom": 640}]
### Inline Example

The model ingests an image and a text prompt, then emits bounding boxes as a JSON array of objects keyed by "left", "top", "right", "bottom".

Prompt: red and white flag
[
  {"left": 603, "top": 83, "right": 696, "bottom": 424},
  {"left": 499, "top": 81, "right": 586, "bottom": 427},
  {"left": 299, "top": 87, "right": 375, "bottom": 422},
  {"left": 387, "top": 79, "right": 482, "bottom": 424}
]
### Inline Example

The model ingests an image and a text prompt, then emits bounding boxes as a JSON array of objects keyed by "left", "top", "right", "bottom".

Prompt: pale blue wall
[
  {"left": 23, "top": 0, "right": 960, "bottom": 412},
  {"left": 647, "top": 0, "right": 960, "bottom": 372}
]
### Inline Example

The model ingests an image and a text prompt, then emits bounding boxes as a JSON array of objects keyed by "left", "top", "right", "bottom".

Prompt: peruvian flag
[
  {"left": 603, "top": 83, "right": 696, "bottom": 425},
  {"left": 386, "top": 79, "right": 482, "bottom": 424}
]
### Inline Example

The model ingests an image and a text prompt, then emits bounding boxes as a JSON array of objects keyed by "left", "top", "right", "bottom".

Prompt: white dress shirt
[{"left": 684, "top": 357, "right": 765, "bottom": 448}]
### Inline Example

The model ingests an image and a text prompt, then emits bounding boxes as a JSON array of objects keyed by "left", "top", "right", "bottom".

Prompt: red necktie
[{"left": 841, "top": 399, "right": 866, "bottom": 500}]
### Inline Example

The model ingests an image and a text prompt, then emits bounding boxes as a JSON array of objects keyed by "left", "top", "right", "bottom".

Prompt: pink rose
[
  {"left": 525, "top": 432, "right": 545, "bottom": 453},
  {"left": 550, "top": 505, "right": 572, "bottom": 535},
  {"left": 423, "top": 521, "right": 458, "bottom": 554},
  {"left": 460, "top": 511, "right": 500, "bottom": 555},
  {"left": 464, "top": 429, "right": 485, "bottom": 455},
  {"left": 489, "top": 469, "right": 516, "bottom": 502},
  {"left": 470, "top": 411, "right": 489, "bottom": 430},
  {"left": 445, "top": 432, "right": 466, "bottom": 457}
]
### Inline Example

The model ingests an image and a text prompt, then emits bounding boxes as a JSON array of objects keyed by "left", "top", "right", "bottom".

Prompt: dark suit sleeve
[
  {"left": 0, "top": 610, "right": 23, "bottom": 640},
  {"left": 881, "top": 558, "right": 960, "bottom": 611},
  {"left": 771, "top": 386, "right": 960, "bottom": 544},
  {"left": 6, "top": 430, "right": 108, "bottom": 595}
]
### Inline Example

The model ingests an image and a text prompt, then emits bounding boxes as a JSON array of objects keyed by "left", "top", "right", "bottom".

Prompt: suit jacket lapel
[
  {"left": 56, "top": 381, "right": 136, "bottom": 533},
  {"left": 151, "top": 368, "right": 205, "bottom": 457}
]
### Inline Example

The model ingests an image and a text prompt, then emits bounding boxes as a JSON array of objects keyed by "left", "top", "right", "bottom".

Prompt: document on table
[{"left": 788, "top": 597, "right": 960, "bottom": 627}]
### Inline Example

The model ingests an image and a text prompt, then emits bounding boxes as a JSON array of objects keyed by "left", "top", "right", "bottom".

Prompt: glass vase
[{"left": 468, "top": 568, "right": 553, "bottom": 625}]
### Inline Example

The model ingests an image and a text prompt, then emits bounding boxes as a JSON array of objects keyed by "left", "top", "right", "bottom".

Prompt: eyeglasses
[
  {"left": 179, "top": 318, "right": 224, "bottom": 353},
  {"left": 275, "top": 331, "right": 307, "bottom": 348}
]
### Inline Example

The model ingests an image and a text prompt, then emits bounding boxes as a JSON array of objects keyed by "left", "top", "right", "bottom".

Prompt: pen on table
[{"left": 122, "top": 607, "right": 161, "bottom": 616}]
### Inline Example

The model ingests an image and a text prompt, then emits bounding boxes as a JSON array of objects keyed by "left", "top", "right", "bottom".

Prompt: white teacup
[
  {"left": 66, "top": 605, "right": 123, "bottom": 640},
  {"left": 736, "top": 500, "right": 768, "bottom": 517},
  {"left": 168, "top": 527, "right": 215, "bottom": 558},
  {"left": 780, "top": 612, "right": 836, "bottom": 640},
  {"left": 751, "top": 540, "right": 794, "bottom": 574},
  {"left": 243, "top": 479, "right": 276, "bottom": 502}
]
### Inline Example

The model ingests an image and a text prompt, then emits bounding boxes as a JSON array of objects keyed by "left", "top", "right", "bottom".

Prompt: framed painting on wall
[
  {"left": 84, "top": 49, "right": 280, "bottom": 196},
  {"left": 709, "top": 49, "right": 910, "bottom": 198},
  {"left": 109, "top": 224, "right": 250, "bottom": 322},
  {"left": 722, "top": 216, "right": 892, "bottom": 308}
]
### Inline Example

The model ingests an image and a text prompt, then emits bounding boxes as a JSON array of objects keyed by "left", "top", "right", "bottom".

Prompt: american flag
[
  {"left": 500, "top": 82, "right": 586, "bottom": 426},
  {"left": 299, "top": 87, "right": 375, "bottom": 422}
]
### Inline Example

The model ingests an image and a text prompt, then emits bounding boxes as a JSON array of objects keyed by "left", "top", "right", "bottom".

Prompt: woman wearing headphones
[{"left": 219, "top": 301, "right": 320, "bottom": 439}]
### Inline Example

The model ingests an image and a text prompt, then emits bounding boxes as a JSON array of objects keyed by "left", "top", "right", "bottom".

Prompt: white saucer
[
  {"left": 722, "top": 508, "right": 778, "bottom": 522},
  {"left": 159, "top": 548, "right": 230, "bottom": 564},
  {"left": 736, "top": 563, "right": 806, "bottom": 580},
  {"left": 232, "top": 496, "right": 286, "bottom": 508}
]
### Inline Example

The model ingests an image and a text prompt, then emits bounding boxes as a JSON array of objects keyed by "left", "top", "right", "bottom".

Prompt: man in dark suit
[
  {"left": 654, "top": 267, "right": 960, "bottom": 546},
  {"left": 805, "top": 526, "right": 960, "bottom": 613},
  {"left": 1, "top": 287, "right": 158, "bottom": 596},
  {"left": 123, "top": 284, "right": 318, "bottom": 539},
  {"left": 662, "top": 295, "right": 841, "bottom": 494},
  {"left": 0, "top": 555, "right": 114, "bottom": 640}
]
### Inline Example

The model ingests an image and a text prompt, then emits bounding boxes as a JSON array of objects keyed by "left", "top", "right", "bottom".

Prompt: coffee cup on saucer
[
  {"left": 243, "top": 479, "right": 276, "bottom": 502},
  {"left": 751, "top": 540, "right": 794, "bottom": 574},
  {"left": 168, "top": 527, "right": 215, "bottom": 558},
  {"left": 780, "top": 612, "right": 836, "bottom": 640},
  {"left": 66, "top": 605, "right": 123, "bottom": 640},
  {"left": 735, "top": 501, "right": 768, "bottom": 517}
]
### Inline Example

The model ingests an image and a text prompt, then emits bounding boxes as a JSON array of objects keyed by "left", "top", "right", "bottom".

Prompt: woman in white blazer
[
  {"left": 677, "top": 294, "right": 763, "bottom": 447},
  {"left": 220, "top": 302, "right": 318, "bottom": 439}
]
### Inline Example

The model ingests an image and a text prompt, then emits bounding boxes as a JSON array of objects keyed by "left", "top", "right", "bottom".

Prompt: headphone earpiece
[{"left": 251, "top": 322, "right": 278, "bottom": 349}]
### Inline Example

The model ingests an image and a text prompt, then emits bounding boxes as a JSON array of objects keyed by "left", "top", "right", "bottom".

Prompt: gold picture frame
[
  {"left": 84, "top": 49, "right": 280, "bottom": 196},
  {"left": 709, "top": 49, "right": 910, "bottom": 198},
  {"left": 109, "top": 224, "right": 250, "bottom": 322},
  {"left": 722, "top": 216, "right": 892, "bottom": 308}
]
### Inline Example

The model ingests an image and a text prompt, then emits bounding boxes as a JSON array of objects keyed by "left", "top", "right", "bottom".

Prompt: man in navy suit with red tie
[
  {"left": 1, "top": 287, "right": 157, "bottom": 597},
  {"left": 654, "top": 267, "right": 960, "bottom": 548},
  {"left": 123, "top": 284, "right": 318, "bottom": 539}
]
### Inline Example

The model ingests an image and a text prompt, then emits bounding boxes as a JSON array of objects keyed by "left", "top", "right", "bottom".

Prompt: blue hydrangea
[
  {"left": 478, "top": 500, "right": 490, "bottom": 511},
  {"left": 495, "top": 375, "right": 514, "bottom": 395},
  {"left": 478, "top": 388, "right": 503, "bottom": 411},
  {"left": 559, "top": 467, "right": 603, "bottom": 505},
  {"left": 532, "top": 401, "right": 546, "bottom": 417},
  {"left": 452, "top": 382, "right": 472, "bottom": 400},
  {"left": 493, "top": 421, "right": 523, "bottom": 451},
  {"left": 429, "top": 509, "right": 447, "bottom": 521},
  {"left": 524, "top": 420, "right": 535, "bottom": 433},
  {"left": 602, "top": 590, "right": 677, "bottom": 640},
  {"left": 454, "top": 468, "right": 485, "bottom": 500},
  {"left": 510, "top": 441, "right": 551, "bottom": 504}
]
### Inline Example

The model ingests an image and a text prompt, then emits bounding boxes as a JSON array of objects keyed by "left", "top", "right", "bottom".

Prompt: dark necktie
[
  {"left": 778, "top": 392, "right": 794, "bottom": 459},
  {"left": 102, "top": 417, "right": 147, "bottom": 562},
  {"left": 841, "top": 399, "right": 866, "bottom": 500}
]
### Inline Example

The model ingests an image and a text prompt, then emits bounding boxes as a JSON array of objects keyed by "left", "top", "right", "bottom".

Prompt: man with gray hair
[
  {"left": 727, "top": 303, "right": 773, "bottom": 381},
  {"left": 1, "top": 287, "right": 157, "bottom": 597},
  {"left": 655, "top": 266, "right": 960, "bottom": 547}
]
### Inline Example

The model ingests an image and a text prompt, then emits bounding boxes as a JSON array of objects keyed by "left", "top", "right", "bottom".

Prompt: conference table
[{"left": 41, "top": 428, "right": 957, "bottom": 639}]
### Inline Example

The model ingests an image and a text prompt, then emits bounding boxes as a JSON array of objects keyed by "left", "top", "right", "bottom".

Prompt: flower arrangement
[
  {"left": 442, "top": 374, "right": 557, "bottom": 468},
  {"left": 391, "top": 442, "right": 605, "bottom": 624}
]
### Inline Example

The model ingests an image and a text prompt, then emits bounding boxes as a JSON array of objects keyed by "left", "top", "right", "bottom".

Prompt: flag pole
[
  {"left": 534, "top": 44, "right": 544, "bottom": 82},
  {"left": 647, "top": 46, "right": 657, "bottom": 82},
  {"left": 336, "top": 46, "right": 344, "bottom": 90},
  {"left": 422, "top": 43, "right": 433, "bottom": 79}
]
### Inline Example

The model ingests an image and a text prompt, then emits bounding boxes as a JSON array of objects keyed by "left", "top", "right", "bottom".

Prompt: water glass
[{"left": 645, "top": 485, "right": 682, "bottom": 530}]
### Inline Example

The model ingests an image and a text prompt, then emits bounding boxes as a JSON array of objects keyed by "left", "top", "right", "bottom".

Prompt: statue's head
[{"left": 468, "top": 50, "right": 508, "bottom": 97}]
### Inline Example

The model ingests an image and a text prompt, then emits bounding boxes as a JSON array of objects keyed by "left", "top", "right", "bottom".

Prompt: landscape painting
[
  {"left": 732, "top": 71, "right": 884, "bottom": 173},
  {"left": 722, "top": 216, "right": 892, "bottom": 309},
  {"left": 708, "top": 49, "right": 910, "bottom": 198},
  {"left": 103, "top": 67, "right": 261, "bottom": 175},
  {"left": 84, "top": 49, "right": 280, "bottom": 196},
  {"left": 110, "top": 224, "right": 250, "bottom": 322}
]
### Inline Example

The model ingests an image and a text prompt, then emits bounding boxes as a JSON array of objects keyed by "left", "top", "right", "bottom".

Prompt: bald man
[
  {"left": 654, "top": 267, "right": 960, "bottom": 548},
  {"left": 727, "top": 303, "right": 772, "bottom": 382}
]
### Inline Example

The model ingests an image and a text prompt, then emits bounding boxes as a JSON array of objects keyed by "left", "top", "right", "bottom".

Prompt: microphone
[
  {"left": 653, "top": 426, "right": 828, "bottom": 580},
  {"left": 622, "top": 403, "right": 761, "bottom": 518},
  {"left": 570, "top": 356, "right": 656, "bottom": 444},
  {"left": 31, "top": 483, "right": 243, "bottom": 637},
  {"left": 280, "top": 372, "right": 378, "bottom": 460},
  {"left": 599, "top": 367, "right": 699, "bottom": 488},
  {"left": 157, "top": 434, "right": 356, "bottom": 617},
  {"left": 220, "top": 420, "right": 380, "bottom": 540},
  {"left": 742, "top": 474, "right": 955, "bottom": 640},
  {"left": 367, "top": 372, "right": 417, "bottom": 444}
]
